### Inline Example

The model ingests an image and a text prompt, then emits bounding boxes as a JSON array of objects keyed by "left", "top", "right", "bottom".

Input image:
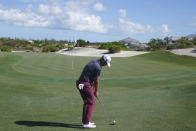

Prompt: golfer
[{"left": 76, "top": 55, "right": 111, "bottom": 129}]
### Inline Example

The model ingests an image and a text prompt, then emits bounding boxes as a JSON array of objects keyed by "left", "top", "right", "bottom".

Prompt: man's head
[{"left": 100, "top": 55, "right": 111, "bottom": 67}]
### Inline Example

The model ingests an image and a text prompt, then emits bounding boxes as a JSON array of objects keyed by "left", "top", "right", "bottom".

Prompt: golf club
[{"left": 96, "top": 97, "right": 116, "bottom": 125}]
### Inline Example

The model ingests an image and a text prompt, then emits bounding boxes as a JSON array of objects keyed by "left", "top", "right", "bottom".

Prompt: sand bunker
[
  {"left": 56, "top": 47, "right": 148, "bottom": 57},
  {"left": 170, "top": 48, "right": 196, "bottom": 57}
]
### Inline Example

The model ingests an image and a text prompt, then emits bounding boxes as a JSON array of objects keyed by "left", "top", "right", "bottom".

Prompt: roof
[{"left": 119, "top": 37, "right": 140, "bottom": 43}]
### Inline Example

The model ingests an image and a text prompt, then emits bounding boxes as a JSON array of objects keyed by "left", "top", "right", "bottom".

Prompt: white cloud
[
  {"left": 119, "top": 9, "right": 126, "bottom": 17},
  {"left": 38, "top": 4, "right": 50, "bottom": 15},
  {"left": 0, "top": 0, "right": 109, "bottom": 33},
  {"left": 65, "top": 11, "right": 107, "bottom": 33},
  {"left": 38, "top": 2, "right": 62, "bottom": 15},
  {"left": 119, "top": 9, "right": 170, "bottom": 35},
  {"left": 93, "top": 2, "right": 105, "bottom": 11},
  {"left": 26, "top": 4, "right": 33, "bottom": 12},
  {"left": 0, "top": 8, "right": 50, "bottom": 27},
  {"left": 0, "top": 3, "right": 4, "bottom": 9},
  {"left": 159, "top": 24, "right": 170, "bottom": 36},
  {"left": 119, "top": 9, "right": 154, "bottom": 34},
  {"left": 63, "top": 1, "right": 108, "bottom": 33}
]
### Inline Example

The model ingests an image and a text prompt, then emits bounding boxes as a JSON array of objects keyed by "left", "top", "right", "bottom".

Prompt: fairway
[{"left": 0, "top": 51, "right": 196, "bottom": 131}]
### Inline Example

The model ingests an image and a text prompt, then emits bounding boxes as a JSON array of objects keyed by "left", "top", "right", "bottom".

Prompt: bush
[
  {"left": 192, "top": 38, "right": 196, "bottom": 46},
  {"left": 99, "top": 43, "right": 112, "bottom": 49},
  {"left": 167, "top": 44, "right": 176, "bottom": 50},
  {"left": 76, "top": 39, "right": 87, "bottom": 47},
  {"left": 175, "top": 37, "right": 194, "bottom": 49},
  {"left": 68, "top": 46, "right": 74, "bottom": 51},
  {"left": 99, "top": 41, "right": 127, "bottom": 53},
  {"left": 108, "top": 45, "right": 121, "bottom": 53},
  {"left": 56, "top": 44, "right": 65, "bottom": 49},
  {"left": 147, "top": 38, "right": 166, "bottom": 51},
  {"left": 167, "top": 41, "right": 194, "bottom": 50},
  {"left": 1, "top": 46, "right": 12, "bottom": 52},
  {"left": 25, "top": 45, "right": 34, "bottom": 51},
  {"left": 136, "top": 48, "right": 148, "bottom": 51},
  {"left": 32, "top": 47, "right": 40, "bottom": 52},
  {"left": 42, "top": 45, "right": 59, "bottom": 52},
  {"left": 99, "top": 41, "right": 127, "bottom": 52}
]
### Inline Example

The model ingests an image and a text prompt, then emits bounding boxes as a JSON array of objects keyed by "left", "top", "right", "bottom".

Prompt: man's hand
[
  {"left": 93, "top": 77, "right": 99, "bottom": 97},
  {"left": 94, "top": 91, "right": 99, "bottom": 97}
]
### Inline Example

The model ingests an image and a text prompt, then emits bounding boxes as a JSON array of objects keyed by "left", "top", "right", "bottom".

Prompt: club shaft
[{"left": 96, "top": 97, "right": 111, "bottom": 122}]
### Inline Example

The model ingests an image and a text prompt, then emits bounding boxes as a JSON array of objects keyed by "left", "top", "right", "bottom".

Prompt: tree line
[
  {"left": 0, "top": 38, "right": 101, "bottom": 52},
  {"left": 147, "top": 37, "right": 196, "bottom": 51},
  {"left": 0, "top": 36, "right": 196, "bottom": 52},
  {"left": 0, "top": 38, "right": 73, "bottom": 52}
]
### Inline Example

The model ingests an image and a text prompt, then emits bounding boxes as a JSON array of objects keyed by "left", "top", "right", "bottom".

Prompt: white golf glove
[{"left": 78, "top": 84, "right": 84, "bottom": 90}]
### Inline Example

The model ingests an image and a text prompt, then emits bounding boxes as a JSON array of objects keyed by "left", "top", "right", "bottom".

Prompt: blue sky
[{"left": 0, "top": 0, "right": 196, "bottom": 42}]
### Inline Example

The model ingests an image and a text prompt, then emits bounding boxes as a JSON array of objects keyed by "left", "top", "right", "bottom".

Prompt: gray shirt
[{"left": 78, "top": 60, "right": 102, "bottom": 84}]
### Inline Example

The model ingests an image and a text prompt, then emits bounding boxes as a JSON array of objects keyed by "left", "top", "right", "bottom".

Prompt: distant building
[
  {"left": 186, "top": 34, "right": 196, "bottom": 40},
  {"left": 119, "top": 37, "right": 147, "bottom": 48},
  {"left": 28, "top": 40, "right": 34, "bottom": 44},
  {"left": 168, "top": 36, "right": 181, "bottom": 44}
]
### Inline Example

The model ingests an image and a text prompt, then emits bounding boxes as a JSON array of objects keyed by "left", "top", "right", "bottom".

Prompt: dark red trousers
[{"left": 76, "top": 81, "right": 95, "bottom": 124}]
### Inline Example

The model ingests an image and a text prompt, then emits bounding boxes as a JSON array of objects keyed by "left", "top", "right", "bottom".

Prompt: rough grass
[{"left": 0, "top": 51, "right": 196, "bottom": 131}]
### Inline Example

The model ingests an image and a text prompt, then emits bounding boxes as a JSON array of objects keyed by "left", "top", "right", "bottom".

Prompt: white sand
[
  {"left": 170, "top": 48, "right": 196, "bottom": 57},
  {"left": 12, "top": 51, "right": 26, "bottom": 53},
  {"left": 56, "top": 47, "right": 149, "bottom": 57}
]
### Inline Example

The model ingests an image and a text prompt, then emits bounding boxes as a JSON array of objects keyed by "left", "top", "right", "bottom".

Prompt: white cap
[{"left": 102, "top": 55, "right": 111, "bottom": 67}]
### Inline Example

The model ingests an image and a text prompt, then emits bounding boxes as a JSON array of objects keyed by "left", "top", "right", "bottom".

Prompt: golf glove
[{"left": 78, "top": 84, "right": 84, "bottom": 90}]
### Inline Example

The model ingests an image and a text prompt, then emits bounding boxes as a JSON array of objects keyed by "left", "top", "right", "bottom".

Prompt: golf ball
[{"left": 112, "top": 120, "right": 116, "bottom": 125}]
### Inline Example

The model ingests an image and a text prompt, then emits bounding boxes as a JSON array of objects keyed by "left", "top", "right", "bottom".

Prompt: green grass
[{"left": 0, "top": 51, "right": 196, "bottom": 131}]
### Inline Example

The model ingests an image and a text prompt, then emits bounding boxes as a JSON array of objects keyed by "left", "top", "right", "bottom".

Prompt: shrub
[
  {"left": 68, "top": 46, "right": 74, "bottom": 51},
  {"left": 147, "top": 38, "right": 166, "bottom": 51},
  {"left": 175, "top": 37, "right": 194, "bottom": 49},
  {"left": 192, "top": 38, "right": 196, "bottom": 46},
  {"left": 99, "top": 43, "right": 112, "bottom": 49},
  {"left": 99, "top": 41, "right": 127, "bottom": 51},
  {"left": 25, "top": 45, "right": 34, "bottom": 51},
  {"left": 1, "top": 46, "right": 12, "bottom": 52},
  {"left": 56, "top": 44, "right": 65, "bottom": 49},
  {"left": 167, "top": 44, "right": 176, "bottom": 50},
  {"left": 108, "top": 45, "right": 121, "bottom": 53},
  {"left": 136, "top": 48, "right": 148, "bottom": 51},
  {"left": 32, "top": 47, "right": 40, "bottom": 52},
  {"left": 42, "top": 45, "right": 59, "bottom": 52},
  {"left": 76, "top": 39, "right": 87, "bottom": 47}
]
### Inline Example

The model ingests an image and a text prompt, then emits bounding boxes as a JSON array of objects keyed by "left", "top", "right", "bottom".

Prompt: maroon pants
[{"left": 76, "top": 81, "right": 95, "bottom": 124}]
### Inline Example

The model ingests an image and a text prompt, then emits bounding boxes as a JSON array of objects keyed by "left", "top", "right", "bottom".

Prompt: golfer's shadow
[{"left": 15, "top": 120, "right": 82, "bottom": 129}]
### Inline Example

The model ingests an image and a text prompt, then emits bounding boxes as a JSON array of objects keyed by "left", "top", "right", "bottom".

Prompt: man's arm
[{"left": 93, "top": 77, "right": 99, "bottom": 97}]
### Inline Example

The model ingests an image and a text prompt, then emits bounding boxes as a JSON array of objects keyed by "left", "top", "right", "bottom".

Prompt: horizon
[
  {"left": 0, "top": 34, "right": 194, "bottom": 44},
  {"left": 0, "top": 0, "right": 196, "bottom": 42}
]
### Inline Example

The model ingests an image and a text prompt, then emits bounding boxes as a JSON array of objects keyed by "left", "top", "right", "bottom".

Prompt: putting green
[{"left": 0, "top": 51, "right": 196, "bottom": 131}]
